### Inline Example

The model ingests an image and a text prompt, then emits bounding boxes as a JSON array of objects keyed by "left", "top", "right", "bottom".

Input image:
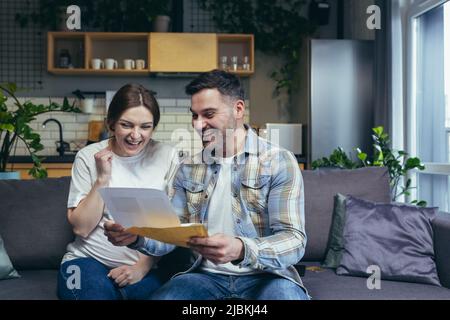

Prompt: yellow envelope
[{"left": 127, "top": 223, "right": 208, "bottom": 248}]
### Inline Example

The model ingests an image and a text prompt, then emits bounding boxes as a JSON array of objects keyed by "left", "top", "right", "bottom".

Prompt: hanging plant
[{"left": 199, "top": 0, "right": 317, "bottom": 97}]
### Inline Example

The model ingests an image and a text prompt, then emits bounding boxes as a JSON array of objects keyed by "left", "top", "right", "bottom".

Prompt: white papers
[
  {"left": 98, "top": 187, "right": 181, "bottom": 229},
  {"left": 98, "top": 187, "right": 208, "bottom": 247}
]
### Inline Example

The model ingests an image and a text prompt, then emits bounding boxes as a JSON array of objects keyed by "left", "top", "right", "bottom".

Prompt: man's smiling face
[{"left": 190, "top": 88, "right": 238, "bottom": 151}]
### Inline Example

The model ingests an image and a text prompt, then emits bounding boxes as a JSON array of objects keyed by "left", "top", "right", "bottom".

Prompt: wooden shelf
[
  {"left": 47, "top": 32, "right": 254, "bottom": 76},
  {"left": 48, "top": 68, "right": 150, "bottom": 75},
  {"left": 217, "top": 34, "right": 254, "bottom": 74}
]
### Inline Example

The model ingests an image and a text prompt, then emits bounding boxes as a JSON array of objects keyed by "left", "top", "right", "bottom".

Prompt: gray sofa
[{"left": 0, "top": 167, "right": 449, "bottom": 300}]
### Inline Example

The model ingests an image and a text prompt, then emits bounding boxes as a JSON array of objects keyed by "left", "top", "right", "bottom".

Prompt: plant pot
[
  {"left": 80, "top": 98, "right": 95, "bottom": 114},
  {"left": 0, "top": 171, "right": 20, "bottom": 180},
  {"left": 153, "top": 15, "right": 171, "bottom": 32}
]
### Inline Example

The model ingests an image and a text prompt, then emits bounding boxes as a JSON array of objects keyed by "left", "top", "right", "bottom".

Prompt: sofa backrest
[
  {"left": 0, "top": 168, "right": 391, "bottom": 269},
  {"left": 0, "top": 177, "right": 74, "bottom": 270},
  {"left": 301, "top": 167, "right": 391, "bottom": 261}
]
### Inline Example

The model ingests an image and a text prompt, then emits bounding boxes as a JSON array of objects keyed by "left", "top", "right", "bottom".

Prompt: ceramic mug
[
  {"left": 123, "top": 59, "right": 135, "bottom": 70},
  {"left": 91, "top": 58, "right": 104, "bottom": 70},
  {"left": 135, "top": 59, "right": 146, "bottom": 70},
  {"left": 104, "top": 58, "right": 118, "bottom": 70}
]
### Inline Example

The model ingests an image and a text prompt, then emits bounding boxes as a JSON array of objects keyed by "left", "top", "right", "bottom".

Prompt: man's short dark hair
[{"left": 185, "top": 69, "right": 245, "bottom": 101}]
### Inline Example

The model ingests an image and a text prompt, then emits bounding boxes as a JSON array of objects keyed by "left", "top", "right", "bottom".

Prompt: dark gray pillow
[
  {"left": 322, "top": 193, "right": 346, "bottom": 269},
  {"left": 336, "top": 196, "right": 441, "bottom": 286},
  {"left": 0, "top": 234, "right": 20, "bottom": 280},
  {"left": 0, "top": 177, "right": 74, "bottom": 269}
]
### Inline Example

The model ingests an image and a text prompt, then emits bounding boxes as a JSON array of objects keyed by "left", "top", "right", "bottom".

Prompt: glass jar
[
  {"left": 59, "top": 49, "right": 71, "bottom": 68},
  {"left": 220, "top": 56, "right": 228, "bottom": 70},
  {"left": 242, "top": 56, "right": 250, "bottom": 71},
  {"left": 231, "top": 56, "right": 238, "bottom": 71}
]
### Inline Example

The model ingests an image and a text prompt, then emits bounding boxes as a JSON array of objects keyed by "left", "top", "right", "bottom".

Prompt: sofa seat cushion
[
  {"left": 0, "top": 270, "right": 58, "bottom": 300},
  {"left": 302, "top": 263, "right": 450, "bottom": 300}
]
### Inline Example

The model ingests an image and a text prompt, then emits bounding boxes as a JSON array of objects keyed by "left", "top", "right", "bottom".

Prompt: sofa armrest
[{"left": 432, "top": 212, "right": 450, "bottom": 288}]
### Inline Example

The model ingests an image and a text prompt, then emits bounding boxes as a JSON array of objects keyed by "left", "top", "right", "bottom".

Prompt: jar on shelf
[
  {"left": 231, "top": 56, "right": 238, "bottom": 71},
  {"left": 242, "top": 56, "right": 250, "bottom": 71},
  {"left": 220, "top": 56, "right": 228, "bottom": 70},
  {"left": 58, "top": 49, "right": 71, "bottom": 68}
]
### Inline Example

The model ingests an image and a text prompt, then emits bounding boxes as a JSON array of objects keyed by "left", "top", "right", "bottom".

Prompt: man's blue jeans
[
  {"left": 150, "top": 271, "right": 309, "bottom": 300},
  {"left": 57, "top": 257, "right": 169, "bottom": 300}
]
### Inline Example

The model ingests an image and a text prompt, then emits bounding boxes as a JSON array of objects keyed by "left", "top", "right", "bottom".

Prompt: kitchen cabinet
[
  {"left": 6, "top": 163, "right": 72, "bottom": 180},
  {"left": 150, "top": 33, "right": 217, "bottom": 72},
  {"left": 47, "top": 32, "right": 254, "bottom": 76}
]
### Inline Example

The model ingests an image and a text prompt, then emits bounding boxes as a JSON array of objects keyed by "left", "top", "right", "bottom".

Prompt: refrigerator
[{"left": 292, "top": 39, "right": 374, "bottom": 167}]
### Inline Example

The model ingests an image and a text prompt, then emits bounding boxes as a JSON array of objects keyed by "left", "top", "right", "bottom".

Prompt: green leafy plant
[
  {"left": 0, "top": 83, "right": 81, "bottom": 178},
  {"left": 198, "top": 0, "right": 317, "bottom": 97},
  {"left": 312, "top": 126, "right": 427, "bottom": 206},
  {"left": 311, "top": 147, "right": 360, "bottom": 170}
]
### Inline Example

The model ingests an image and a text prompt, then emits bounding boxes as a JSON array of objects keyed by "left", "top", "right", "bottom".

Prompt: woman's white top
[{"left": 62, "top": 139, "right": 179, "bottom": 268}]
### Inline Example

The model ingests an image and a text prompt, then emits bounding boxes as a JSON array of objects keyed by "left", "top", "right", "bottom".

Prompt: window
[{"left": 407, "top": 0, "right": 450, "bottom": 211}]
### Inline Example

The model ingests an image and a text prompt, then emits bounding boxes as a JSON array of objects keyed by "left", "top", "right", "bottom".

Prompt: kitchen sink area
[{"left": 9, "top": 153, "right": 77, "bottom": 164}]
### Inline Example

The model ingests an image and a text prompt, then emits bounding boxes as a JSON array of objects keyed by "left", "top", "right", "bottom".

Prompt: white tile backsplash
[
  {"left": 157, "top": 99, "right": 177, "bottom": 107},
  {"left": 176, "top": 99, "right": 191, "bottom": 107},
  {"left": 176, "top": 115, "right": 193, "bottom": 123},
  {"left": 159, "top": 115, "right": 176, "bottom": 123}
]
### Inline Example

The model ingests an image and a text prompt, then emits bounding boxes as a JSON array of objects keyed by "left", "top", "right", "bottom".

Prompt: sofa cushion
[
  {"left": 336, "top": 196, "right": 441, "bottom": 286},
  {"left": 0, "top": 177, "right": 74, "bottom": 270},
  {"left": 301, "top": 167, "right": 391, "bottom": 261},
  {"left": 432, "top": 213, "right": 450, "bottom": 288},
  {"left": 302, "top": 262, "right": 450, "bottom": 300},
  {"left": 0, "top": 270, "right": 58, "bottom": 300},
  {"left": 322, "top": 193, "right": 346, "bottom": 268},
  {"left": 0, "top": 234, "right": 20, "bottom": 280}
]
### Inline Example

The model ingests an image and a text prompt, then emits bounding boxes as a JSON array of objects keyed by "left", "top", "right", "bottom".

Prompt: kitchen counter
[{"left": 9, "top": 154, "right": 76, "bottom": 164}]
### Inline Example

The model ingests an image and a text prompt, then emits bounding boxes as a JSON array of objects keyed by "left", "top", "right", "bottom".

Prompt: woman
[{"left": 57, "top": 84, "right": 179, "bottom": 300}]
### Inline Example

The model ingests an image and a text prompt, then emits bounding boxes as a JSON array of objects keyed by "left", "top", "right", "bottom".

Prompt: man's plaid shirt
[{"left": 135, "top": 126, "right": 307, "bottom": 291}]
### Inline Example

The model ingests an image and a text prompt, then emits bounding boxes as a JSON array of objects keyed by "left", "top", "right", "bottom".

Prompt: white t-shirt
[
  {"left": 62, "top": 139, "right": 179, "bottom": 268},
  {"left": 200, "top": 156, "right": 256, "bottom": 275}
]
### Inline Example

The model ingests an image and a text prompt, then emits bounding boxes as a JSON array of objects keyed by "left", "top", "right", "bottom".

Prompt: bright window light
[{"left": 445, "top": 1, "right": 450, "bottom": 128}]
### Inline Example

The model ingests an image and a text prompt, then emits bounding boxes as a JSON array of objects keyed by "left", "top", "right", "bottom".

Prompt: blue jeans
[
  {"left": 150, "top": 271, "right": 309, "bottom": 300},
  {"left": 57, "top": 257, "right": 170, "bottom": 300}
]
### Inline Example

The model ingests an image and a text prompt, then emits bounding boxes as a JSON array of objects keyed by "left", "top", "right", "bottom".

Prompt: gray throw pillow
[
  {"left": 322, "top": 193, "right": 347, "bottom": 269},
  {"left": 0, "top": 234, "right": 20, "bottom": 280},
  {"left": 336, "top": 196, "right": 441, "bottom": 286}
]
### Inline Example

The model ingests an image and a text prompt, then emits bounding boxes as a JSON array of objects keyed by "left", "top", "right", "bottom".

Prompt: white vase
[
  {"left": 153, "top": 15, "right": 171, "bottom": 32},
  {"left": 80, "top": 98, "right": 94, "bottom": 114}
]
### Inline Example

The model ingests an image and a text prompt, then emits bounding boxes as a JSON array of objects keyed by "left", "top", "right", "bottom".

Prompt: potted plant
[
  {"left": 0, "top": 83, "right": 80, "bottom": 179},
  {"left": 150, "top": 0, "right": 172, "bottom": 32}
]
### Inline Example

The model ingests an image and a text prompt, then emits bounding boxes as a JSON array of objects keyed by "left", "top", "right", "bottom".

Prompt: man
[{"left": 105, "top": 69, "right": 308, "bottom": 300}]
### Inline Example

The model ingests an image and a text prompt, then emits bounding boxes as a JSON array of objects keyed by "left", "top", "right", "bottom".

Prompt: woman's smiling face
[{"left": 111, "top": 105, "right": 154, "bottom": 157}]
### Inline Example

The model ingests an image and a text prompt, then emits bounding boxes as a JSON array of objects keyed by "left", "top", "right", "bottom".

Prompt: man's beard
[{"left": 202, "top": 127, "right": 237, "bottom": 157}]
